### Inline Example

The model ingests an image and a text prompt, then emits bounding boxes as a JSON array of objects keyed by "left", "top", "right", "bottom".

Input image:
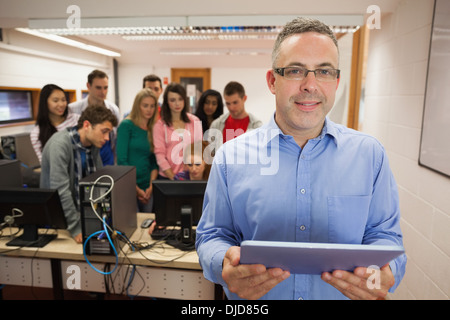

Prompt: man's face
[
  {"left": 83, "top": 120, "right": 113, "bottom": 148},
  {"left": 144, "top": 80, "right": 163, "bottom": 101},
  {"left": 87, "top": 77, "right": 108, "bottom": 103},
  {"left": 224, "top": 93, "right": 247, "bottom": 119},
  {"left": 267, "top": 32, "right": 340, "bottom": 138}
]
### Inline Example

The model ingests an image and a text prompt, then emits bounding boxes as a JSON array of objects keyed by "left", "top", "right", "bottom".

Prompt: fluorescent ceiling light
[
  {"left": 29, "top": 25, "right": 359, "bottom": 42},
  {"left": 123, "top": 34, "right": 277, "bottom": 41},
  {"left": 160, "top": 48, "right": 272, "bottom": 56},
  {"left": 15, "top": 28, "right": 121, "bottom": 57},
  {"left": 33, "top": 26, "right": 283, "bottom": 36},
  {"left": 124, "top": 35, "right": 216, "bottom": 41}
]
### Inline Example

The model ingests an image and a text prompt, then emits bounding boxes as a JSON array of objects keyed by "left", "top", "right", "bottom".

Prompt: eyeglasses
[{"left": 274, "top": 67, "right": 340, "bottom": 82}]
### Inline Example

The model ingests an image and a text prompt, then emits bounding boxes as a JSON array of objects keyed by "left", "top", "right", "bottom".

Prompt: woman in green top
[{"left": 117, "top": 88, "right": 159, "bottom": 212}]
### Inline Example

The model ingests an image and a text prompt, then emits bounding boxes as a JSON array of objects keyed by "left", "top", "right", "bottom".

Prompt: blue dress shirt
[{"left": 195, "top": 114, "right": 406, "bottom": 300}]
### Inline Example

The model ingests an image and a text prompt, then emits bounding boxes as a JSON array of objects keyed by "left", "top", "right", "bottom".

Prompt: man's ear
[
  {"left": 266, "top": 69, "right": 276, "bottom": 95},
  {"left": 82, "top": 120, "right": 91, "bottom": 130}
]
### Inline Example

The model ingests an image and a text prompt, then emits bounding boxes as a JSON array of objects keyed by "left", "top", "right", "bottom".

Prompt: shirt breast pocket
[{"left": 327, "top": 195, "right": 371, "bottom": 244}]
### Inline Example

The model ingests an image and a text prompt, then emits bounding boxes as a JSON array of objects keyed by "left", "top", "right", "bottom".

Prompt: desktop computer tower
[{"left": 80, "top": 166, "right": 137, "bottom": 255}]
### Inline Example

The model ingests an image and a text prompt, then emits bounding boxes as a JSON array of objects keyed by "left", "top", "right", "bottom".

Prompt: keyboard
[{"left": 150, "top": 226, "right": 177, "bottom": 240}]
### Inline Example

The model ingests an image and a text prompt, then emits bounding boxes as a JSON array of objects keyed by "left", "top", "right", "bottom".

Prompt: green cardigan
[{"left": 116, "top": 119, "right": 158, "bottom": 190}]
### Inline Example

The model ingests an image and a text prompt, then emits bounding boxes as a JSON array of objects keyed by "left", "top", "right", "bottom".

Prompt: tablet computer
[{"left": 240, "top": 240, "right": 404, "bottom": 275}]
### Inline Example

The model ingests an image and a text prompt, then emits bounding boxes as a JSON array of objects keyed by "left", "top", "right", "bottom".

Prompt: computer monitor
[
  {"left": 152, "top": 180, "right": 207, "bottom": 227},
  {"left": 0, "top": 90, "right": 33, "bottom": 125},
  {"left": 0, "top": 188, "right": 67, "bottom": 247},
  {"left": 0, "top": 160, "right": 22, "bottom": 187}
]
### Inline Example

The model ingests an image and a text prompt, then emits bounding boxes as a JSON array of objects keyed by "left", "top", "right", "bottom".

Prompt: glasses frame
[{"left": 274, "top": 67, "right": 340, "bottom": 82}]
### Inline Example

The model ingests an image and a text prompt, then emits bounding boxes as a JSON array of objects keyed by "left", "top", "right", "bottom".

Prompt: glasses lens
[
  {"left": 315, "top": 69, "right": 338, "bottom": 81},
  {"left": 284, "top": 67, "right": 304, "bottom": 79},
  {"left": 280, "top": 67, "right": 339, "bottom": 81}
]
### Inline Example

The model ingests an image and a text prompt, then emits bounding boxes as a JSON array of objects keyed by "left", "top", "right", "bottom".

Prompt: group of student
[{"left": 29, "top": 69, "right": 262, "bottom": 243}]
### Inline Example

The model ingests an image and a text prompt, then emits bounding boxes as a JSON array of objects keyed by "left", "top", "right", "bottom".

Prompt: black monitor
[
  {"left": 0, "top": 188, "right": 67, "bottom": 247},
  {"left": 152, "top": 180, "right": 207, "bottom": 227},
  {"left": 0, "top": 160, "right": 22, "bottom": 187}
]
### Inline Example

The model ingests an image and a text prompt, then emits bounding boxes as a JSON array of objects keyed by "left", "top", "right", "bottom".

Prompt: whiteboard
[{"left": 419, "top": 0, "right": 450, "bottom": 177}]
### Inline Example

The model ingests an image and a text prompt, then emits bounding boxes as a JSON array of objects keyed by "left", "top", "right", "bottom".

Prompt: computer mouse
[{"left": 140, "top": 218, "right": 154, "bottom": 229}]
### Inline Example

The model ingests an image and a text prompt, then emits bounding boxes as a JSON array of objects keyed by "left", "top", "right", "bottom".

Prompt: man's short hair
[
  {"left": 77, "top": 105, "right": 118, "bottom": 128},
  {"left": 224, "top": 81, "right": 246, "bottom": 98},
  {"left": 272, "top": 17, "right": 339, "bottom": 68},
  {"left": 142, "top": 74, "right": 163, "bottom": 89},
  {"left": 87, "top": 69, "right": 108, "bottom": 85}
]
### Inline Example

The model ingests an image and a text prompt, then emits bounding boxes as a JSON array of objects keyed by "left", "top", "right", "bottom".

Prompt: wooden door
[{"left": 171, "top": 68, "right": 211, "bottom": 113}]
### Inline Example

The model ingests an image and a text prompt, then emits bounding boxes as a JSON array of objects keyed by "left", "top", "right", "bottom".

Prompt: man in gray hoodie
[{"left": 40, "top": 105, "right": 117, "bottom": 243}]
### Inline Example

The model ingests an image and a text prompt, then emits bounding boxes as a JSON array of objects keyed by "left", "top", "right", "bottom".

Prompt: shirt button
[
  {"left": 300, "top": 188, "right": 306, "bottom": 194},
  {"left": 299, "top": 225, "right": 306, "bottom": 231}
]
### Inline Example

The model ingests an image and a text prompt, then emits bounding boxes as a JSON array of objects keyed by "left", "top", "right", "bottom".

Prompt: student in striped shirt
[{"left": 30, "top": 84, "right": 79, "bottom": 162}]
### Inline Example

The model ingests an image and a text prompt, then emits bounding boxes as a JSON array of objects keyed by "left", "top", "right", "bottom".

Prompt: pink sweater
[{"left": 153, "top": 113, "right": 203, "bottom": 178}]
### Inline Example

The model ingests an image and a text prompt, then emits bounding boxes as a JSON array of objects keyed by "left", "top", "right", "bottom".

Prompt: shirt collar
[
  {"left": 69, "top": 126, "right": 92, "bottom": 153},
  {"left": 264, "top": 113, "right": 339, "bottom": 147}
]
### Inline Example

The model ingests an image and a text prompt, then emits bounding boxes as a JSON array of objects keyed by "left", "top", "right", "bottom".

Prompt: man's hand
[
  {"left": 321, "top": 263, "right": 395, "bottom": 300},
  {"left": 73, "top": 232, "right": 83, "bottom": 244},
  {"left": 222, "top": 246, "right": 290, "bottom": 300}
]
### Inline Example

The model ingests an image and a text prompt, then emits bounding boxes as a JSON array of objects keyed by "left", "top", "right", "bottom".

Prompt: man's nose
[{"left": 299, "top": 71, "right": 319, "bottom": 93}]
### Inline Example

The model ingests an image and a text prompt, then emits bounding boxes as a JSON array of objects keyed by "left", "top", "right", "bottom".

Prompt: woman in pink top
[{"left": 153, "top": 83, "right": 203, "bottom": 179}]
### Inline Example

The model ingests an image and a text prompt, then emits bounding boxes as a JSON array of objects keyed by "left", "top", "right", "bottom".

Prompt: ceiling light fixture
[
  {"left": 28, "top": 24, "right": 359, "bottom": 42},
  {"left": 160, "top": 48, "right": 272, "bottom": 56},
  {"left": 15, "top": 28, "right": 121, "bottom": 57},
  {"left": 33, "top": 25, "right": 283, "bottom": 36}
]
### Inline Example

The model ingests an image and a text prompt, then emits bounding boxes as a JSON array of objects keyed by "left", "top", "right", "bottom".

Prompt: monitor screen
[
  {"left": 0, "top": 90, "right": 33, "bottom": 125},
  {"left": 152, "top": 180, "right": 207, "bottom": 227},
  {"left": 0, "top": 188, "right": 67, "bottom": 247}
]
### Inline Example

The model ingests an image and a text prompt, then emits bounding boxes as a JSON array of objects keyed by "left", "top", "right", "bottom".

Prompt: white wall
[{"left": 363, "top": 0, "right": 450, "bottom": 299}]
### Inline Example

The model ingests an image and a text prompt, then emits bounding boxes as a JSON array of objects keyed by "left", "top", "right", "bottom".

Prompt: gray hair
[{"left": 272, "top": 17, "right": 339, "bottom": 68}]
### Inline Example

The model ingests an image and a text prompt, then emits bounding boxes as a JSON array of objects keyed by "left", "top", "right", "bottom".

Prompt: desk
[{"left": 0, "top": 213, "right": 217, "bottom": 300}]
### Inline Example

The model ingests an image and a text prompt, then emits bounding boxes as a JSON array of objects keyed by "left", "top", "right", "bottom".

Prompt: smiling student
[{"left": 30, "top": 84, "right": 79, "bottom": 162}]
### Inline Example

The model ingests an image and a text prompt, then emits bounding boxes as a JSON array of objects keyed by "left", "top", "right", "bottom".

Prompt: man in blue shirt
[{"left": 195, "top": 17, "right": 406, "bottom": 300}]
